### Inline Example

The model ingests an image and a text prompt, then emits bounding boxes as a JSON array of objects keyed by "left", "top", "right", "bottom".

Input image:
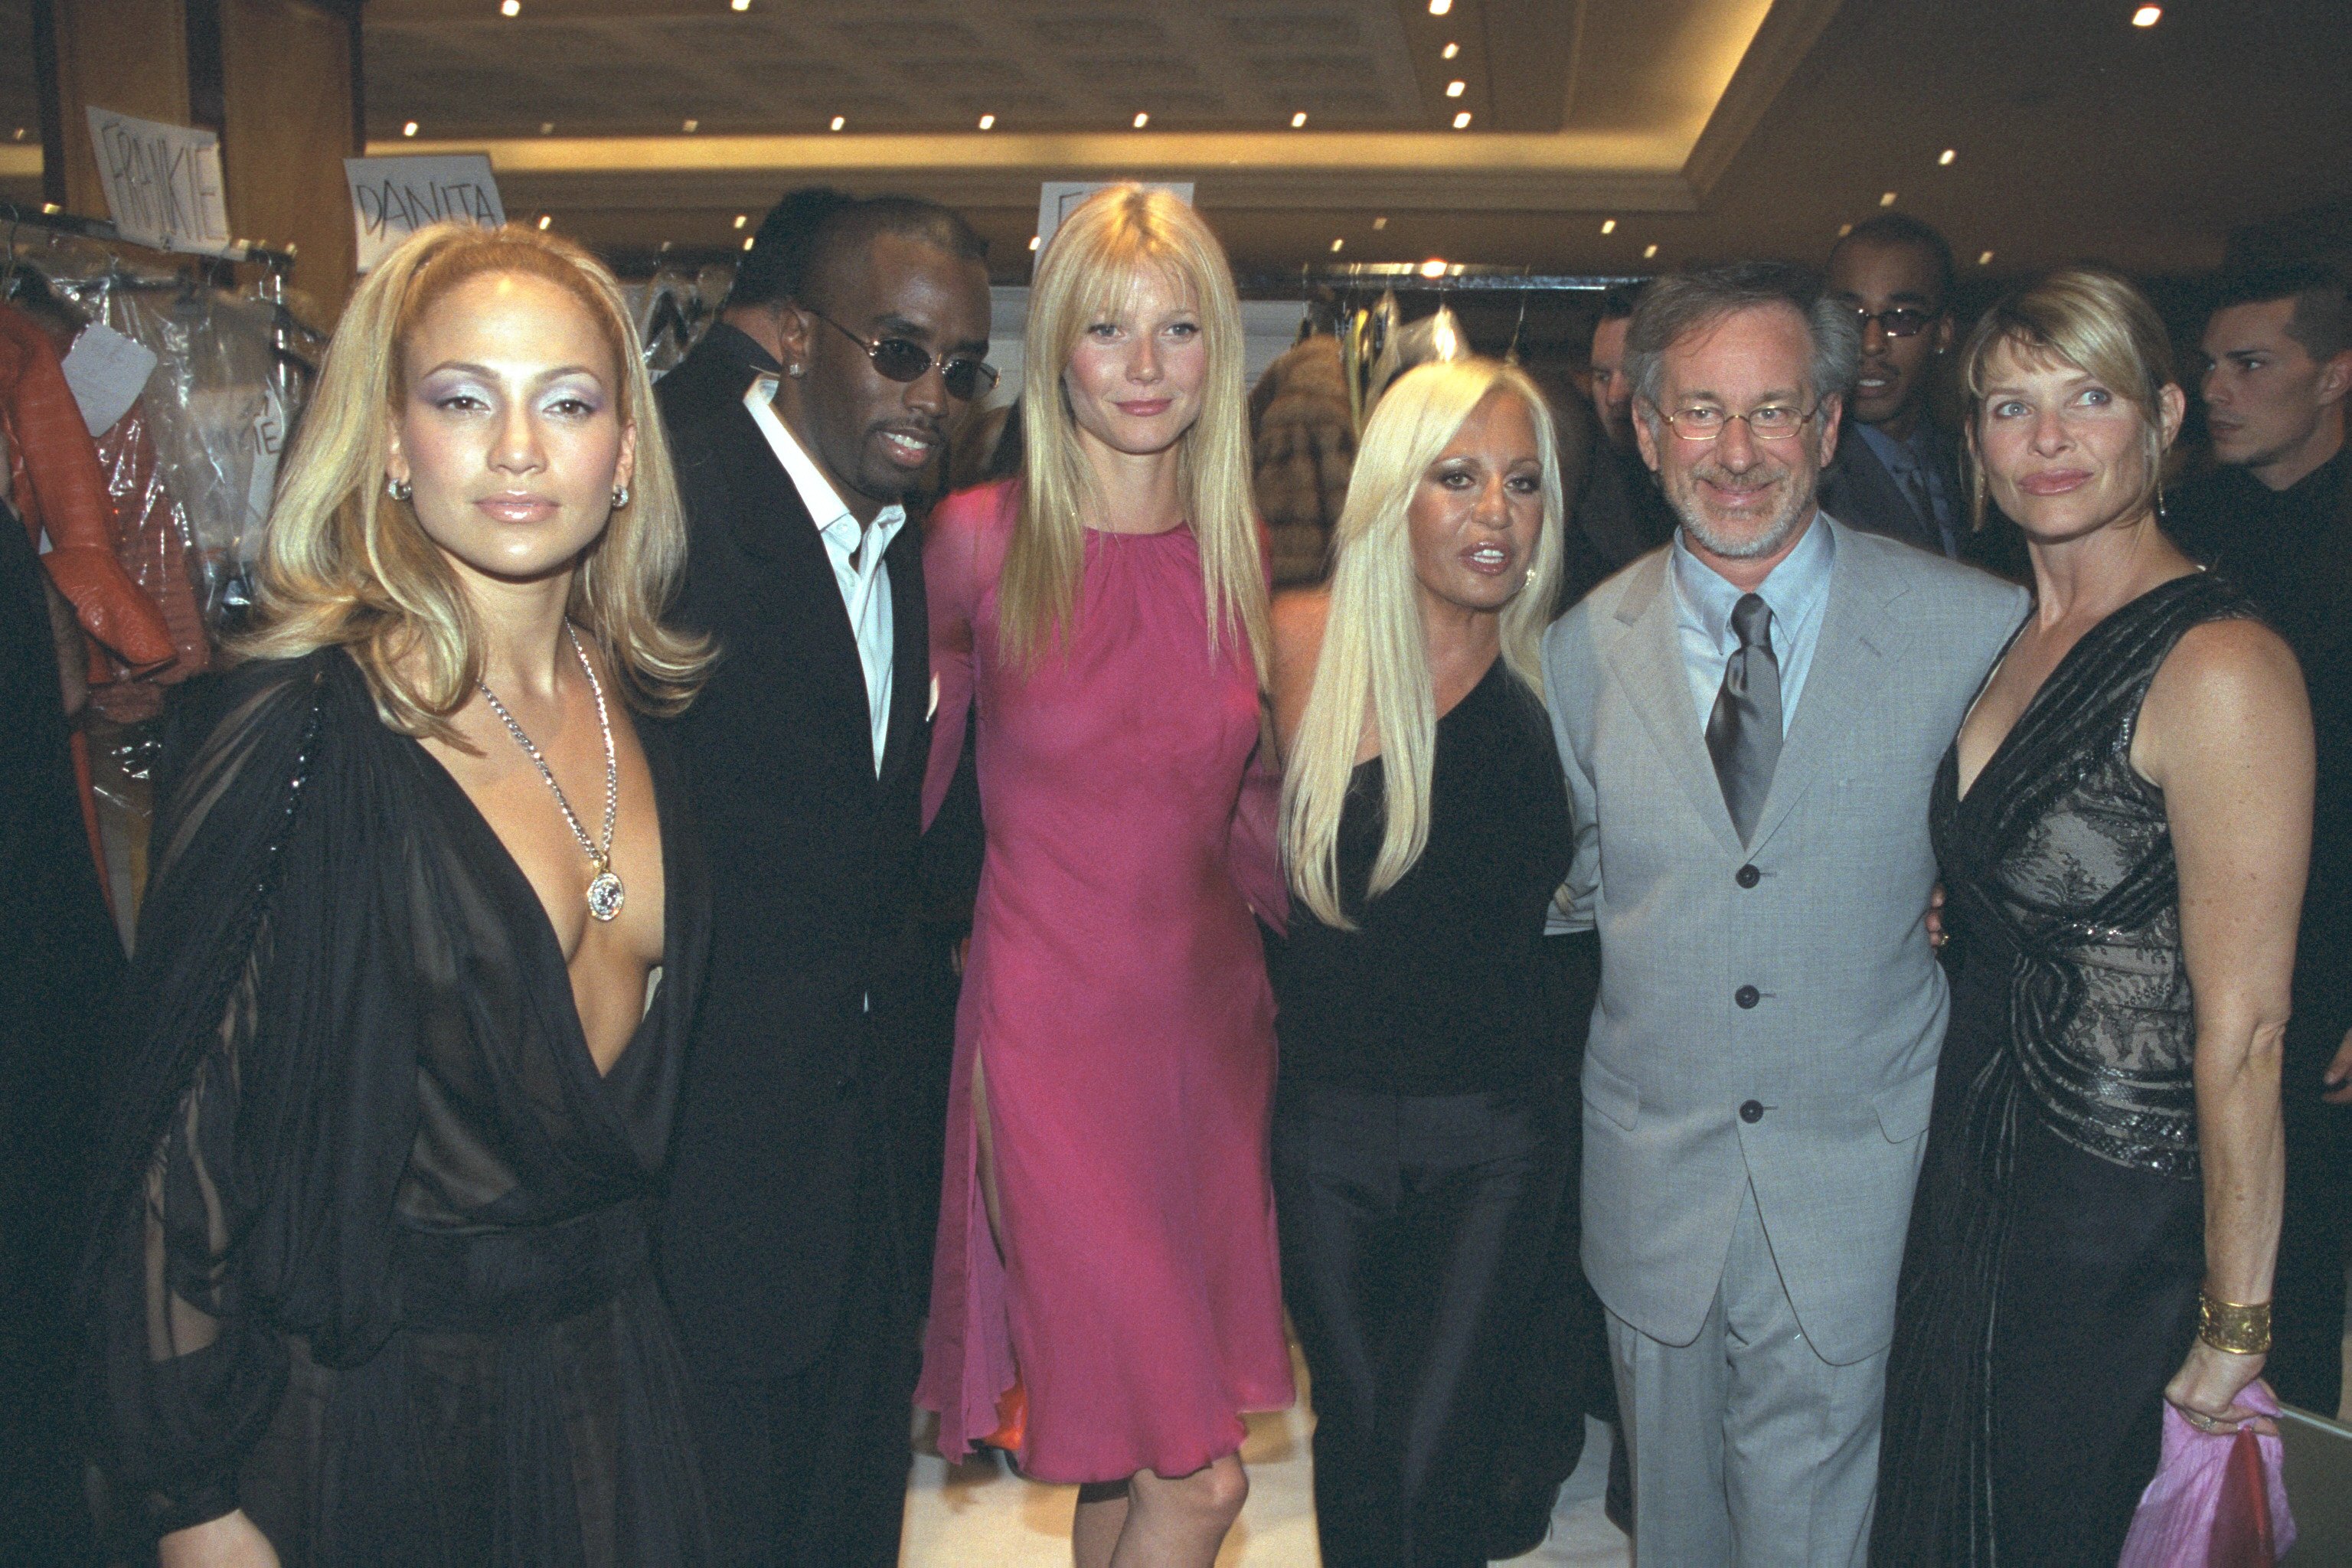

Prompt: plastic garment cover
[
  {"left": 629, "top": 263, "right": 735, "bottom": 379},
  {"left": 2118, "top": 1381, "right": 2295, "bottom": 1566}
]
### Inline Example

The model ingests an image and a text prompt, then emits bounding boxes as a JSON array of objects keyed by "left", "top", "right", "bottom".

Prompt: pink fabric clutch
[{"left": 2118, "top": 1380, "right": 2295, "bottom": 1566}]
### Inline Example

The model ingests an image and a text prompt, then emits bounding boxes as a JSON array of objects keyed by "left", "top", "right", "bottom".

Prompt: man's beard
[{"left": 1670, "top": 469, "right": 1815, "bottom": 560}]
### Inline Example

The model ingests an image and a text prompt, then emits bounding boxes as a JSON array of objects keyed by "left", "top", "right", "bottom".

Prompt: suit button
[
  {"left": 1740, "top": 1099, "right": 1764, "bottom": 1124},
  {"left": 1735, "top": 984, "right": 1760, "bottom": 1009},
  {"left": 1736, "top": 864, "right": 1762, "bottom": 889}
]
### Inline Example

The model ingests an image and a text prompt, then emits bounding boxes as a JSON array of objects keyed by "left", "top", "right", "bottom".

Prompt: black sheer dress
[
  {"left": 1872, "top": 573, "right": 2255, "bottom": 1565},
  {"left": 83, "top": 647, "right": 711, "bottom": 1565}
]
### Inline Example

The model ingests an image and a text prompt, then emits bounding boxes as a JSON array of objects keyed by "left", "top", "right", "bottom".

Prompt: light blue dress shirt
[{"left": 1668, "top": 513, "right": 1836, "bottom": 736}]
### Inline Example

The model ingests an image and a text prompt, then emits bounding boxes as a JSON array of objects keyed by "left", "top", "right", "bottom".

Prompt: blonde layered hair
[
  {"left": 1004, "top": 186, "right": 1268, "bottom": 681},
  {"left": 1282, "top": 359, "right": 1565, "bottom": 930},
  {"left": 240, "top": 222, "right": 709, "bottom": 738},
  {"left": 1958, "top": 265, "right": 2180, "bottom": 532}
]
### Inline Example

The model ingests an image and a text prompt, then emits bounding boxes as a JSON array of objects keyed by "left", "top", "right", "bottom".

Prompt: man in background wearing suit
[
  {"left": 1543, "top": 263, "right": 2026, "bottom": 1563},
  {"left": 1820, "top": 214, "right": 1966, "bottom": 560},
  {"left": 655, "top": 194, "right": 994, "bottom": 1566}
]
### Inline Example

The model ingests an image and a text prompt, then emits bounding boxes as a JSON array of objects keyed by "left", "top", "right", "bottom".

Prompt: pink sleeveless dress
[{"left": 914, "top": 479, "right": 1295, "bottom": 1484}]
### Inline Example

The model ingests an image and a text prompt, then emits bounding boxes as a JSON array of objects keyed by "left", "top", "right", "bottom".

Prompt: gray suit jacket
[{"left": 1542, "top": 518, "right": 2027, "bottom": 1364}]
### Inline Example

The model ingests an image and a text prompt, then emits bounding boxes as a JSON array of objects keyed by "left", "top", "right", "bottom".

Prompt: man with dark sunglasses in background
[
  {"left": 1820, "top": 214, "right": 1970, "bottom": 562},
  {"left": 656, "top": 190, "right": 995, "bottom": 1567}
]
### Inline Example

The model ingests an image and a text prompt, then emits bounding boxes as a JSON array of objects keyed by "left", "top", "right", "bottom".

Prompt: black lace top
[{"left": 1930, "top": 571, "right": 2255, "bottom": 1178}]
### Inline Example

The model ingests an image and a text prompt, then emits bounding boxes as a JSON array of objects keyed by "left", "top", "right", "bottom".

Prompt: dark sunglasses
[
  {"left": 802, "top": 308, "right": 998, "bottom": 401},
  {"left": 1847, "top": 305, "right": 1941, "bottom": 339}
]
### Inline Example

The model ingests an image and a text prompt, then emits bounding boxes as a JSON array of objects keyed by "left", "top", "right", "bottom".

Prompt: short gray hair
[{"left": 1624, "top": 262, "right": 1861, "bottom": 424}]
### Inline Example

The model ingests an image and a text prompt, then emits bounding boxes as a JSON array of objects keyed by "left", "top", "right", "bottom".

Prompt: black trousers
[
  {"left": 685, "top": 1213, "right": 916, "bottom": 1568},
  {"left": 1274, "top": 1078, "right": 1569, "bottom": 1568},
  {"left": 2272, "top": 995, "right": 2352, "bottom": 1416}
]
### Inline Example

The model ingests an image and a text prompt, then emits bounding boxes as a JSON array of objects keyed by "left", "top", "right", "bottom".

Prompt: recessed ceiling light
[
  {"left": 1938, "top": 148, "right": 1956, "bottom": 165},
  {"left": 683, "top": 118, "right": 700, "bottom": 132},
  {"left": 2132, "top": 5, "right": 2161, "bottom": 25},
  {"left": 830, "top": 115, "right": 845, "bottom": 131},
  {"left": 730, "top": 0, "right": 750, "bottom": 8},
  {"left": 1133, "top": 112, "right": 1150, "bottom": 128},
  {"left": 1979, "top": 250, "right": 1995, "bottom": 265},
  {"left": 539, "top": 121, "right": 554, "bottom": 134},
  {"left": 1452, "top": 110, "right": 1472, "bottom": 129},
  {"left": 1643, "top": 243, "right": 1659, "bottom": 260},
  {"left": 1442, "top": 41, "right": 1459, "bottom": 59},
  {"left": 1838, "top": 222, "right": 1854, "bottom": 237},
  {"left": 733, "top": 214, "right": 748, "bottom": 229},
  {"left": 1330, "top": 238, "right": 1344, "bottom": 253},
  {"left": 659, "top": 240, "right": 672, "bottom": 253},
  {"left": 978, "top": 114, "right": 995, "bottom": 129},
  {"left": 743, "top": 237, "right": 755, "bottom": 251},
  {"left": 1419, "top": 258, "right": 1448, "bottom": 278},
  {"left": 1028, "top": 235, "right": 1041, "bottom": 251},
  {"left": 499, "top": 0, "right": 518, "bottom": 16},
  {"left": 536, "top": 214, "right": 551, "bottom": 229},
  {"left": 1373, "top": 216, "right": 1388, "bottom": 230},
  {"left": 1429, "top": 0, "right": 1452, "bottom": 14},
  {"left": 1446, "top": 79, "right": 1466, "bottom": 97},
  {"left": 10, "top": 128, "right": 23, "bottom": 141},
  {"left": 1292, "top": 111, "right": 1308, "bottom": 127},
  {"left": 1879, "top": 190, "right": 1898, "bottom": 206},
  {"left": 1600, "top": 219, "right": 1615, "bottom": 234},
  {"left": 402, "top": 121, "right": 419, "bottom": 137}
]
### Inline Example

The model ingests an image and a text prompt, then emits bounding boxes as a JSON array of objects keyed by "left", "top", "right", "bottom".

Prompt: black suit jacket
[
  {"left": 653, "top": 334, "right": 932, "bottom": 1377},
  {"left": 1819, "top": 420, "right": 1961, "bottom": 558}
]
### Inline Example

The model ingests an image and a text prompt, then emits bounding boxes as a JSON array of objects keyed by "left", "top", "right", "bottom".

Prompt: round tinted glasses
[{"left": 802, "top": 308, "right": 998, "bottom": 402}]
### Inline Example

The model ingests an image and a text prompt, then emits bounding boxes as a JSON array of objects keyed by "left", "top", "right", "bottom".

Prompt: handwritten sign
[
  {"left": 344, "top": 154, "right": 506, "bottom": 273},
  {"left": 1034, "top": 181, "right": 1194, "bottom": 271},
  {"left": 85, "top": 109, "right": 234, "bottom": 255}
]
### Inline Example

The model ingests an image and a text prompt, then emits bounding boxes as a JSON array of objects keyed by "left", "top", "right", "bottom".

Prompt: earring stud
[
  {"left": 612, "top": 484, "right": 631, "bottom": 509},
  {"left": 386, "top": 475, "right": 412, "bottom": 502}
]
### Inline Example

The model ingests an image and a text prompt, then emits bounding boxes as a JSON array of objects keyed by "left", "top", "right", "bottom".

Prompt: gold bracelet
[{"left": 2198, "top": 1293, "right": 2272, "bottom": 1356}]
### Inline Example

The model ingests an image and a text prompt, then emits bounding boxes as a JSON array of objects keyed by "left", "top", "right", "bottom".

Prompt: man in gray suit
[{"left": 1541, "top": 263, "right": 2027, "bottom": 1563}]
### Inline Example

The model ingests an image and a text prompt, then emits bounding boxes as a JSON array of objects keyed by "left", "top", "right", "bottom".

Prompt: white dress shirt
[{"left": 743, "top": 381, "right": 904, "bottom": 774}]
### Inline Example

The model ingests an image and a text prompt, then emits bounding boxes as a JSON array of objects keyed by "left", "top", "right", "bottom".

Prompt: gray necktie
[{"left": 1707, "top": 593, "right": 1782, "bottom": 842}]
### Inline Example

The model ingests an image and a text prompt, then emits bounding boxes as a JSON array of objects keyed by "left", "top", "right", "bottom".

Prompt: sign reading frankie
[{"left": 85, "top": 109, "right": 234, "bottom": 256}]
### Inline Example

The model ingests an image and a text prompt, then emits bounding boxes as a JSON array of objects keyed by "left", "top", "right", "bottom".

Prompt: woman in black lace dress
[
  {"left": 83, "top": 224, "right": 715, "bottom": 1565},
  {"left": 1872, "top": 269, "right": 2312, "bottom": 1563}
]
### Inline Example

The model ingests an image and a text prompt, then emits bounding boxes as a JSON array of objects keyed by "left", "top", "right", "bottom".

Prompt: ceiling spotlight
[
  {"left": 1938, "top": 148, "right": 1956, "bottom": 165},
  {"left": 1442, "top": 41, "right": 1459, "bottom": 59},
  {"left": 10, "top": 128, "right": 22, "bottom": 141},
  {"left": 1838, "top": 222, "right": 1854, "bottom": 237},
  {"left": 1292, "top": 111, "right": 1308, "bottom": 127},
  {"left": 1879, "top": 190, "right": 1898, "bottom": 206},
  {"left": 978, "top": 113, "right": 995, "bottom": 129},
  {"left": 500, "top": 0, "right": 518, "bottom": 15},
  {"left": 1028, "top": 235, "right": 1041, "bottom": 251},
  {"left": 402, "top": 121, "right": 419, "bottom": 137},
  {"left": 1330, "top": 238, "right": 1344, "bottom": 253},
  {"left": 1373, "top": 216, "right": 1388, "bottom": 230},
  {"left": 1643, "top": 243, "right": 1659, "bottom": 260},
  {"left": 733, "top": 214, "right": 748, "bottom": 229},
  {"left": 684, "top": 118, "right": 701, "bottom": 132},
  {"left": 1600, "top": 218, "right": 1616, "bottom": 234},
  {"left": 1979, "top": 250, "right": 1995, "bottom": 265},
  {"left": 536, "top": 214, "right": 551, "bottom": 229},
  {"left": 1429, "top": 0, "right": 1452, "bottom": 14},
  {"left": 1419, "top": 258, "right": 1448, "bottom": 278},
  {"left": 830, "top": 115, "right": 845, "bottom": 131},
  {"left": 1446, "top": 79, "right": 1466, "bottom": 97},
  {"left": 731, "top": 0, "right": 750, "bottom": 8},
  {"left": 1452, "top": 110, "right": 1472, "bottom": 129},
  {"left": 1133, "top": 111, "right": 1150, "bottom": 128},
  {"left": 743, "top": 237, "right": 755, "bottom": 251},
  {"left": 539, "top": 121, "right": 554, "bottom": 133},
  {"left": 2132, "top": 5, "right": 2161, "bottom": 24}
]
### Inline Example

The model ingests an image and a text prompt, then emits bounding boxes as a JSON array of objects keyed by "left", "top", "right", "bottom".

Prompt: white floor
[{"left": 900, "top": 1347, "right": 1630, "bottom": 1566}]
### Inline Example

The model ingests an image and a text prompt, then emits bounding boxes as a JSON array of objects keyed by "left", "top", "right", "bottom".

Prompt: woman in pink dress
[{"left": 916, "top": 185, "right": 1294, "bottom": 1566}]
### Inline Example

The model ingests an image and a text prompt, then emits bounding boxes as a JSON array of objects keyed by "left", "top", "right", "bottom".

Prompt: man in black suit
[
  {"left": 1821, "top": 214, "right": 1968, "bottom": 560},
  {"left": 655, "top": 193, "right": 994, "bottom": 1566}
]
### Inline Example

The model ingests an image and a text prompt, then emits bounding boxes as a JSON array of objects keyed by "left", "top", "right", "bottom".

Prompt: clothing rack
[
  {"left": 0, "top": 198, "right": 297, "bottom": 276},
  {"left": 1237, "top": 262, "right": 1651, "bottom": 294}
]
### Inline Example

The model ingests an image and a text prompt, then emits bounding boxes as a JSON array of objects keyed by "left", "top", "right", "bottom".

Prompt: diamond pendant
[{"left": 586, "top": 869, "right": 626, "bottom": 922}]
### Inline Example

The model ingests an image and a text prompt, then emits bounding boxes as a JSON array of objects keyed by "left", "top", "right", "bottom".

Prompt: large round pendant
[{"left": 586, "top": 870, "right": 626, "bottom": 922}]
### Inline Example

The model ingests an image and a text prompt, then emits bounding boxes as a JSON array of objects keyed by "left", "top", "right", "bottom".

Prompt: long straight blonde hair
[
  {"left": 1282, "top": 358, "right": 1565, "bottom": 930},
  {"left": 239, "top": 222, "right": 710, "bottom": 739},
  {"left": 1001, "top": 186, "right": 1268, "bottom": 684}
]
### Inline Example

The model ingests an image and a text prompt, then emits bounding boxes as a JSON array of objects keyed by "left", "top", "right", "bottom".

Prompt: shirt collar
[
  {"left": 742, "top": 382, "right": 908, "bottom": 547},
  {"left": 1670, "top": 511, "right": 1836, "bottom": 646},
  {"left": 1854, "top": 420, "right": 1925, "bottom": 477}
]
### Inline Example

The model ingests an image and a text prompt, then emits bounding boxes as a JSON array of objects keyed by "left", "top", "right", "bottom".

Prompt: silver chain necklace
[{"left": 477, "top": 623, "right": 625, "bottom": 922}]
